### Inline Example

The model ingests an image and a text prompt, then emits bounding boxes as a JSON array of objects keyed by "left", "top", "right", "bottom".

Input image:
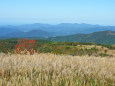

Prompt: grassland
[{"left": 0, "top": 53, "right": 115, "bottom": 86}]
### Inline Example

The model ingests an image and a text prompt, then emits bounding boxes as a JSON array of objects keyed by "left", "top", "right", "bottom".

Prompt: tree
[{"left": 14, "top": 39, "right": 36, "bottom": 55}]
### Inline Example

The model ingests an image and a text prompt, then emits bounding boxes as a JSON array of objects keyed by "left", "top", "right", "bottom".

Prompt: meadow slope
[{"left": 0, "top": 53, "right": 115, "bottom": 86}]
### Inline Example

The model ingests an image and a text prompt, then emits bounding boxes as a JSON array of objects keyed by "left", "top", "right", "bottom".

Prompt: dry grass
[
  {"left": 0, "top": 53, "right": 115, "bottom": 86},
  {"left": 77, "top": 45, "right": 108, "bottom": 49},
  {"left": 76, "top": 45, "right": 115, "bottom": 57}
]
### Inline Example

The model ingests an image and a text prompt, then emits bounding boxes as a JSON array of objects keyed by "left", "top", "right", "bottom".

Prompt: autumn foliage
[{"left": 14, "top": 39, "right": 36, "bottom": 55}]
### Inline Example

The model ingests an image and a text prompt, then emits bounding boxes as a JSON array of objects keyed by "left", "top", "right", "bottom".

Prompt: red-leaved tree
[{"left": 14, "top": 39, "right": 36, "bottom": 55}]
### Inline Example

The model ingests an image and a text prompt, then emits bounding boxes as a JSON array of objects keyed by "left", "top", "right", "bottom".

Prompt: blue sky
[{"left": 0, "top": 0, "right": 115, "bottom": 25}]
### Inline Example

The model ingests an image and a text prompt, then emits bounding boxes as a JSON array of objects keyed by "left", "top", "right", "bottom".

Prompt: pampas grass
[{"left": 0, "top": 53, "right": 115, "bottom": 86}]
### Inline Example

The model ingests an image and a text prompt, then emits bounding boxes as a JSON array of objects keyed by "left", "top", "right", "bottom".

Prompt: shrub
[
  {"left": 65, "top": 46, "right": 70, "bottom": 50},
  {"left": 99, "top": 53, "right": 109, "bottom": 57}
]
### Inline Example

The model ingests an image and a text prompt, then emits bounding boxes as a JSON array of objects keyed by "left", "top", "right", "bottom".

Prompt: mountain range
[
  {"left": 0, "top": 23, "right": 115, "bottom": 37},
  {"left": 0, "top": 23, "right": 115, "bottom": 44},
  {"left": 0, "top": 30, "right": 50, "bottom": 39}
]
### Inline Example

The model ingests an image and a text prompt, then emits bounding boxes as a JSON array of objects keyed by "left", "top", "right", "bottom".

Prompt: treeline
[
  {"left": 0, "top": 39, "right": 17, "bottom": 53},
  {"left": 0, "top": 39, "right": 115, "bottom": 57}
]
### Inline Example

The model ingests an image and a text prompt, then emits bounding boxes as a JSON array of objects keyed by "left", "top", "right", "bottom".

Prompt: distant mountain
[
  {"left": 1, "top": 29, "right": 115, "bottom": 44},
  {"left": 0, "top": 28, "right": 19, "bottom": 36},
  {"left": 0, "top": 23, "right": 115, "bottom": 36},
  {"left": 0, "top": 30, "right": 51, "bottom": 39},
  {"left": 48, "top": 31, "right": 115, "bottom": 44}
]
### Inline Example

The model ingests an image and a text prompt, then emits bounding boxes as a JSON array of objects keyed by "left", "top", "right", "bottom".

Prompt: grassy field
[{"left": 0, "top": 53, "right": 115, "bottom": 86}]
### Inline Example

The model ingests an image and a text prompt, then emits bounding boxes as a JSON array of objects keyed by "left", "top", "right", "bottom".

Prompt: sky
[{"left": 0, "top": 0, "right": 115, "bottom": 25}]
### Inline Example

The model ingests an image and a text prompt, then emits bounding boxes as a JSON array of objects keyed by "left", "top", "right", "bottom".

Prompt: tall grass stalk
[{"left": 0, "top": 53, "right": 115, "bottom": 86}]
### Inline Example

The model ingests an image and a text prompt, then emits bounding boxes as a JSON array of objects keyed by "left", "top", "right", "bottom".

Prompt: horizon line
[{"left": 0, "top": 22, "right": 115, "bottom": 27}]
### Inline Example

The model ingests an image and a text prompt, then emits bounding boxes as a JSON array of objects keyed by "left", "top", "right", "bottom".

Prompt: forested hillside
[{"left": 48, "top": 31, "right": 115, "bottom": 44}]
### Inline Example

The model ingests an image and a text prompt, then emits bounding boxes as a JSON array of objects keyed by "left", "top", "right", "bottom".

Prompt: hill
[
  {"left": 0, "top": 39, "right": 115, "bottom": 57},
  {"left": 0, "top": 28, "right": 20, "bottom": 36},
  {"left": 48, "top": 31, "right": 115, "bottom": 44},
  {"left": 0, "top": 30, "right": 51, "bottom": 39}
]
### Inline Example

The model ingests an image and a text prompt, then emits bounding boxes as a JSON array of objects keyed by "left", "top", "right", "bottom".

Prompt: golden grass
[
  {"left": 76, "top": 45, "right": 115, "bottom": 57},
  {"left": 77, "top": 45, "right": 108, "bottom": 49},
  {"left": 0, "top": 53, "right": 115, "bottom": 86}
]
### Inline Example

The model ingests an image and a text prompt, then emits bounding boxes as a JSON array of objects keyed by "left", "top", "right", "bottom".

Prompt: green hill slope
[{"left": 48, "top": 31, "right": 115, "bottom": 44}]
